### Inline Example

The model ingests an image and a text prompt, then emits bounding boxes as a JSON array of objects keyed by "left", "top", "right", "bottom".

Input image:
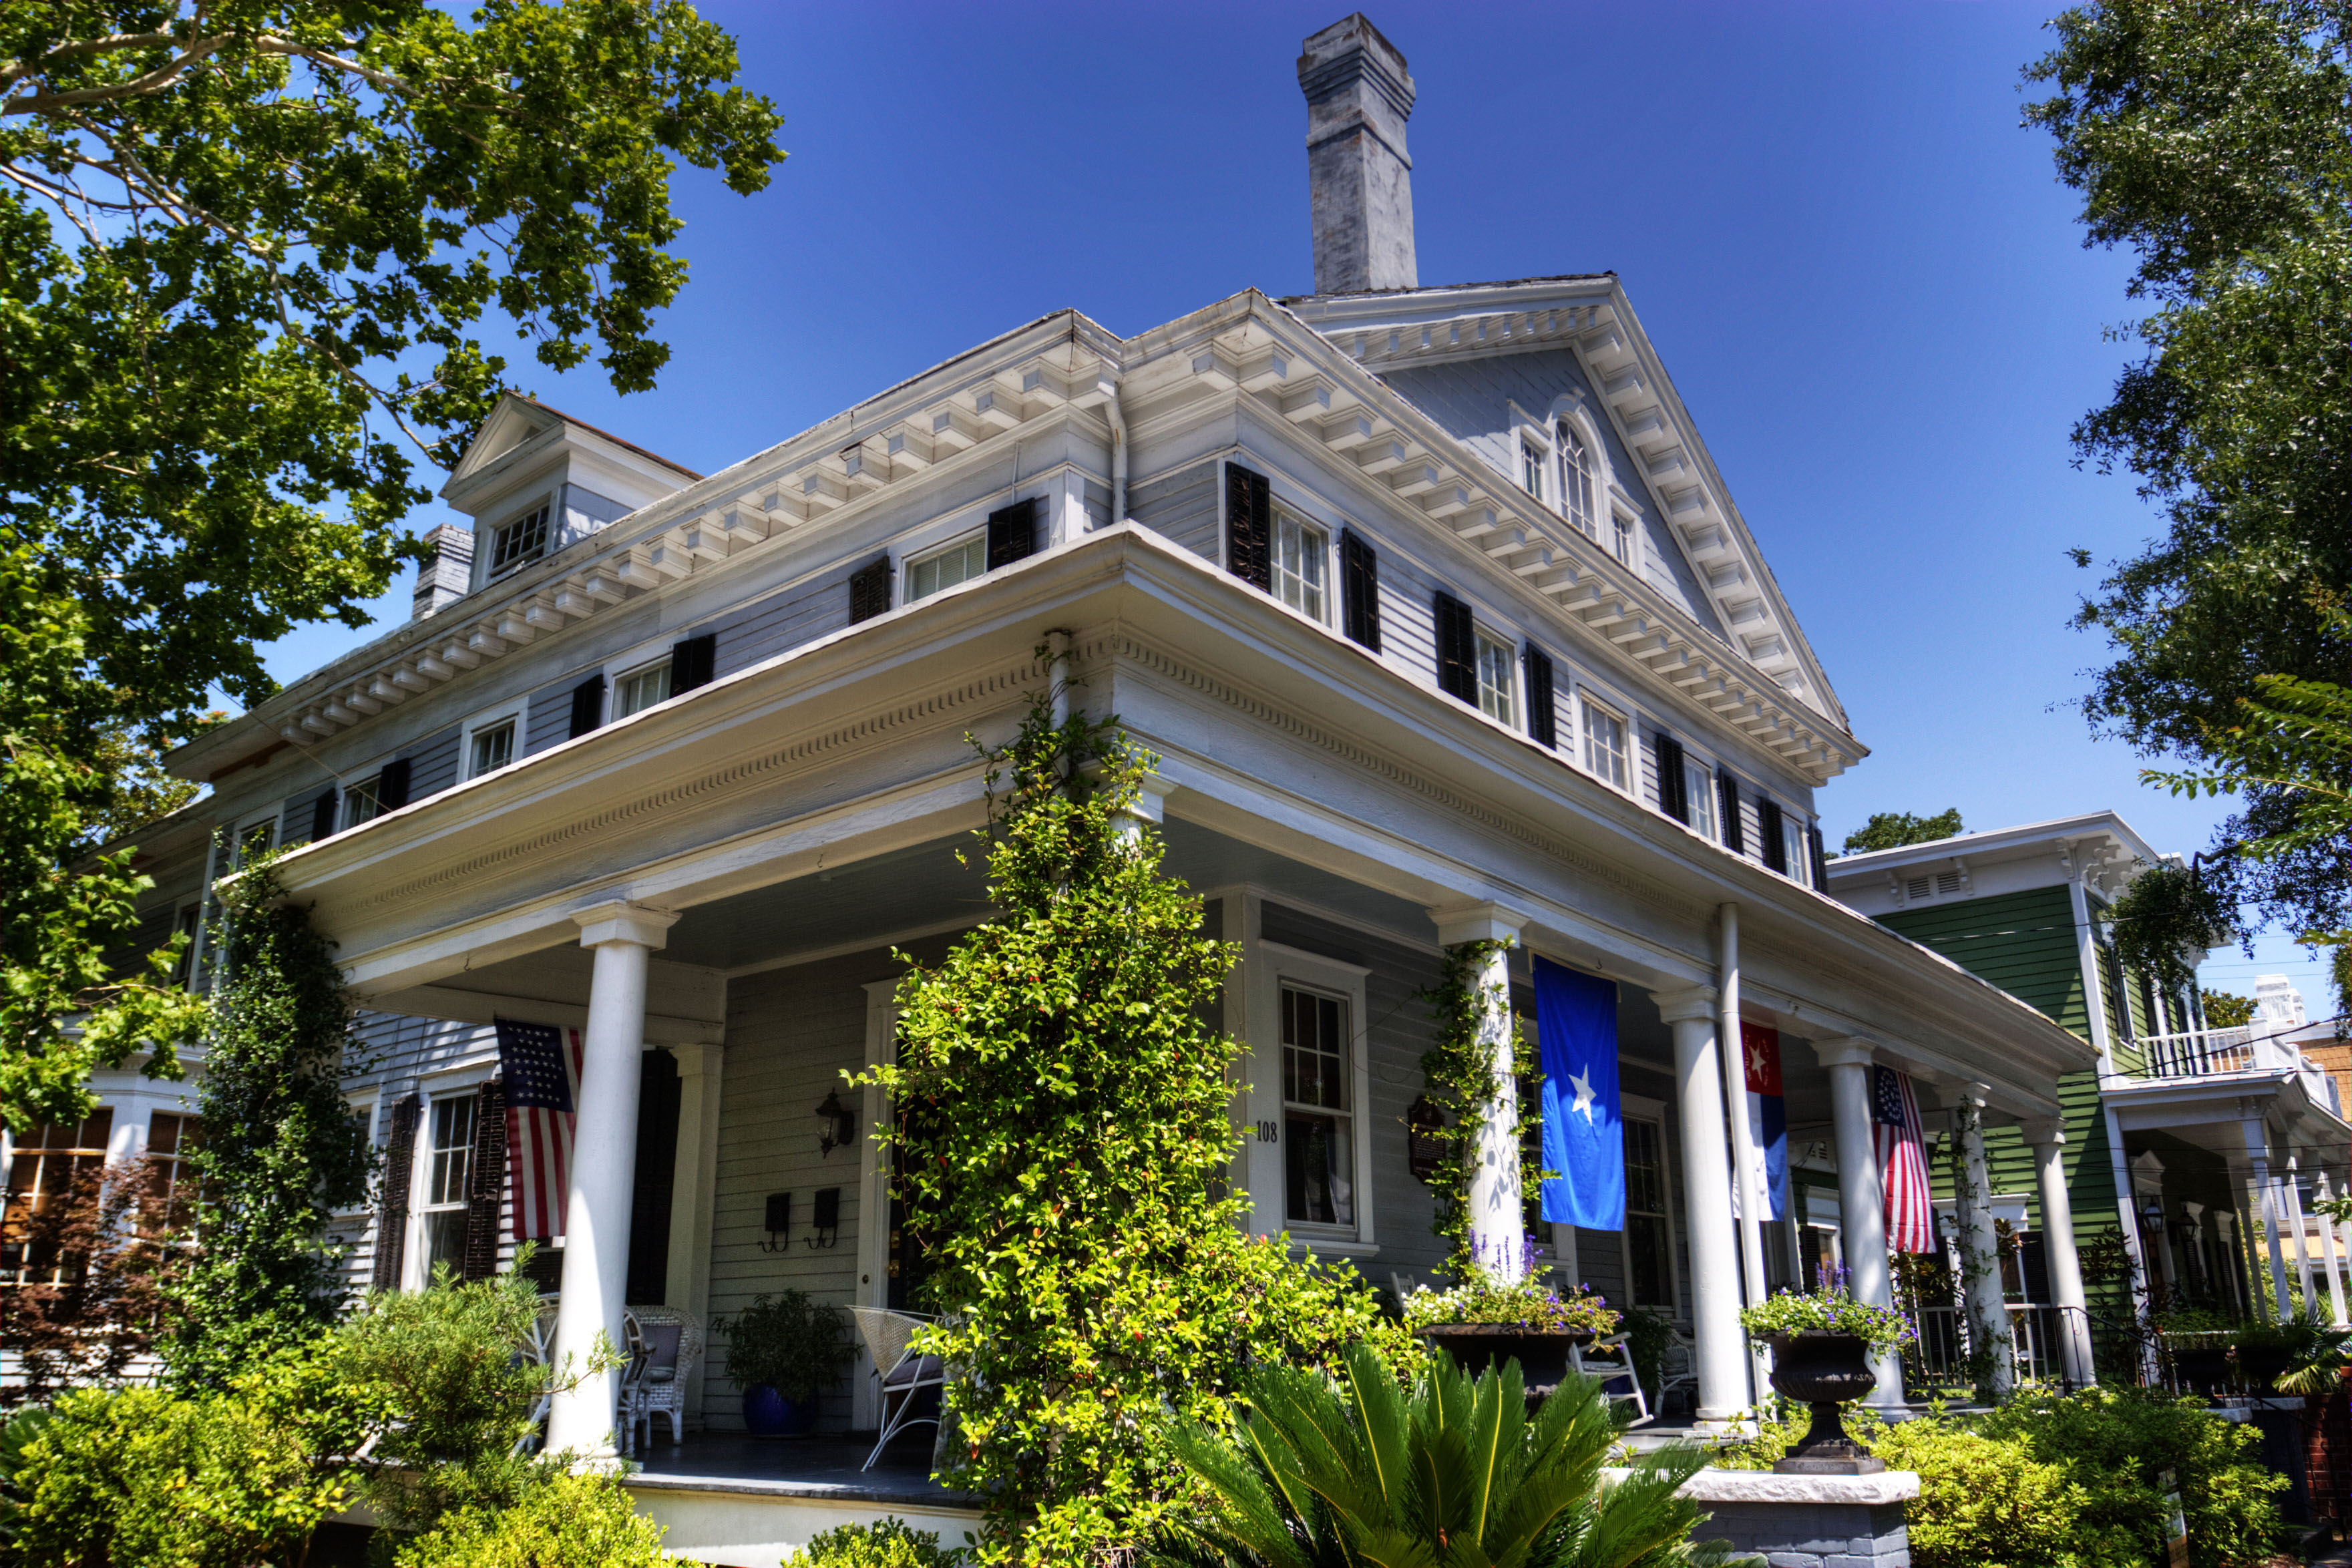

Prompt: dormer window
[
  {"left": 1559, "top": 423, "right": 1595, "bottom": 539},
  {"left": 1520, "top": 440, "right": 1546, "bottom": 501},
  {"left": 1611, "top": 508, "right": 1636, "bottom": 567},
  {"left": 1272, "top": 510, "right": 1328, "bottom": 621},
  {"left": 487, "top": 504, "right": 551, "bottom": 580}
]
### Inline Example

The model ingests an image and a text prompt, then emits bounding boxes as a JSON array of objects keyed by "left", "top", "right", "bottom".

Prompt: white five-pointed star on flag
[{"left": 1569, "top": 1064, "right": 1596, "bottom": 1125}]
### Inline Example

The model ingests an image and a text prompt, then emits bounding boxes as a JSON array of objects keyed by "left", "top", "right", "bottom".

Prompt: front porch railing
[{"left": 1901, "top": 1304, "right": 2095, "bottom": 1396}]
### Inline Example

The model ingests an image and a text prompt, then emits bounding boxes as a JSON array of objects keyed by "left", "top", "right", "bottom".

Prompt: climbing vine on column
[
  {"left": 1418, "top": 939, "right": 1539, "bottom": 1280},
  {"left": 164, "top": 857, "right": 375, "bottom": 1388}
]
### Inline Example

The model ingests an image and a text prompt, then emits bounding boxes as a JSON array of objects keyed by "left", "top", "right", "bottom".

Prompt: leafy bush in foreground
[
  {"left": 391, "top": 1468, "right": 668, "bottom": 1568},
  {"left": 786, "top": 1516, "right": 968, "bottom": 1566}
]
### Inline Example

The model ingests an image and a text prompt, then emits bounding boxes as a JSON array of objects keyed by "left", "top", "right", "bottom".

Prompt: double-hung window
[
  {"left": 1, "top": 1110, "right": 114, "bottom": 1286},
  {"left": 343, "top": 774, "right": 385, "bottom": 829},
  {"left": 1682, "top": 756, "right": 1716, "bottom": 840},
  {"left": 467, "top": 719, "right": 516, "bottom": 779},
  {"left": 612, "top": 658, "right": 672, "bottom": 719},
  {"left": 1611, "top": 511, "right": 1636, "bottom": 566},
  {"left": 487, "top": 505, "right": 552, "bottom": 581},
  {"left": 1559, "top": 423, "right": 1595, "bottom": 538},
  {"left": 148, "top": 1113, "right": 204, "bottom": 1230},
  {"left": 1282, "top": 986, "right": 1354, "bottom": 1228},
  {"left": 1624, "top": 1116, "right": 1676, "bottom": 1308},
  {"left": 1520, "top": 440, "right": 1546, "bottom": 502},
  {"left": 906, "top": 533, "right": 986, "bottom": 603},
  {"left": 1782, "top": 815, "right": 1813, "bottom": 888},
  {"left": 417, "top": 1095, "right": 476, "bottom": 1284},
  {"left": 1581, "top": 697, "right": 1629, "bottom": 790},
  {"left": 1475, "top": 632, "right": 1517, "bottom": 727},
  {"left": 1272, "top": 511, "right": 1328, "bottom": 621}
]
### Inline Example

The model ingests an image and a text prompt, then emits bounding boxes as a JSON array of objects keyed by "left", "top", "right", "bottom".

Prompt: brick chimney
[
  {"left": 1298, "top": 14, "right": 1418, "bottom": 295},
  {"left": 411, "top": 524, "right": 475, "bottom": 619}
]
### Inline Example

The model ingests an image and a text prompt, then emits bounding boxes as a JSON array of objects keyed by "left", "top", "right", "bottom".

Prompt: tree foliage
[
  {"left": 162, "top": 859, "right": 375, "bottom": 1387},
  {"left": 1839, "top": 808, "right": 1963, "bottom": 856},
  {"left": 0, "top": 0, "right": 783, "bottom": 1129},
  {"left": 2025, "top": 1, "right": 2352, "bottom": 973},
  {"left": 2200, "top": 988, "right": 2257, "bottom": 1028},
  {"left": 859, "top": 690, "right": 1414, "bottom": 1565},
  {"left": 1417, "top": 940, "right": 1539, "bottom": 1280}
]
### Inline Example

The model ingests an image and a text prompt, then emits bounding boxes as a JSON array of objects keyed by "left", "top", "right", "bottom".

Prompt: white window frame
[
  {"left": 1580, "top": 695, "right": 1630, "bottom": 793},
  {"left": 1270, "top": 507, "right": 1330, "bottom": 623},
  {"left": 1555, "top": 417, "right": 1599, "bottom": 540},
  {"left": 1609, "top": 504, "right": 1640, "bottom": 570},
  {"left": 340, "top": 763, "right": 391, "bottom": 829},
  {"left": 1681, "top": 753, "right": 1717, "bottom": 841},
  {"left": 481, "top": 496, "right": 556, "bottom": 586},
  {"left": 460, "top": 701, "right": 525, "bottom": 781},
  {"left": 1243, "top": 940, "right": 1374, "bottom": 1251},
  {"left": 188, "top": 808, "right": 280, "bottom": 989},
  {"left": 610, "top": 654, "right": 674, "bottom": 721},
  {"left": 1474, "top": 630, "right": 1517, "bottom": 728},
  {"left": 904, "top": 530, "right": 988, "bottom": 605},
  {"left": 407, "top": 1087, "right": 481, "bottom": 1291},
  {"left": 1781, "top": 813, "right": 1814, "bottom": 888}
]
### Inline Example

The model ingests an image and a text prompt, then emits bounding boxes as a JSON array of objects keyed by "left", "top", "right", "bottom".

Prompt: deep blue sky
[{"left": 252, "top": 0, "right": 2322, "bottom": 1008}]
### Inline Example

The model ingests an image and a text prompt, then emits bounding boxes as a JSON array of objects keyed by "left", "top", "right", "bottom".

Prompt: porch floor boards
[{"left": 628, "top": 1431, "right": 976, "bottom": 1509}]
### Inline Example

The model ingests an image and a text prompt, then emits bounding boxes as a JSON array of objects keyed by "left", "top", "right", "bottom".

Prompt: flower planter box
[{"left": 1412, "top": 1324, "right": 1595, "bottom": 1396}]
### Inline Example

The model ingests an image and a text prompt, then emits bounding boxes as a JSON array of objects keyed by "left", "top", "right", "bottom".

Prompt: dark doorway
[{"left": 625, "top": 1049, "right": 681, "bottom": 1306}]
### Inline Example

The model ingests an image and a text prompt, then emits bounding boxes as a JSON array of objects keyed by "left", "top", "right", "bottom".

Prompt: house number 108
[{"left": 1255, "top": 1121, "right": 1279, "bottom": 1143}]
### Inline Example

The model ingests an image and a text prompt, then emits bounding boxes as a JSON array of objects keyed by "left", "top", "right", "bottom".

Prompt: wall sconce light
[
  {"left": 762, "top": 1191, "right": 791, "bottom": 1252},
  {"left": 805, "top": 1187, "right": 841, "bottom": 1249},
  {"left": 815, "top": 1089, "right": 855, "bottom": 1157},
  {"left": 1406, "top": 1095, "right": 1444, "bottom": 1184}
]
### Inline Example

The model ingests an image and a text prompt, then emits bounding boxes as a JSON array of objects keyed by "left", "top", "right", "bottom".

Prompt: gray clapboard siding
[
  {"left": 711, "top": 555, "right": 865, "bottom": 682},
  {"left": 1082, "top": 479, "right": 1111, "bottom": 532},
  {"left": 279, "top": 778, "right": 339, "bottom": 847},
  {"left": 402, "top": 727, "right": 461, "bottom": 803},
  {"left": 524, "top": 677, "right": 580, "bottom": 757},
  {"left": 1369, "top": 544, "right": 1441, "bottom": 697},
  {"left": 1129, "top": 459, "right": 1220, "bottom": 561}
]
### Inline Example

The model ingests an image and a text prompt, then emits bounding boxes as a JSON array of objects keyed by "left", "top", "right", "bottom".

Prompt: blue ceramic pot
[{"left": 741, "top": 1384, "right": 818, "bottom": 1436}]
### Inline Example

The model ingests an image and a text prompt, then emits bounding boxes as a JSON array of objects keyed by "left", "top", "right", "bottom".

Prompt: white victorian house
[{"left": 14, "top": 14, "right": 2098, "bottom": 1561}]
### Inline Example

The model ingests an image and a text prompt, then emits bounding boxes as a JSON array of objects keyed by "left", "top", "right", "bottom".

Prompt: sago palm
[{"left": 1163, "top": 1342, "right": 1748, "bottom": 1568}]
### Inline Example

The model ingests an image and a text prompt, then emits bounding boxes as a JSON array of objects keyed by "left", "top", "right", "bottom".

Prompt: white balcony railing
[{"left": 2134, "top": 1025, "right": 2341, "bottom": 1115}]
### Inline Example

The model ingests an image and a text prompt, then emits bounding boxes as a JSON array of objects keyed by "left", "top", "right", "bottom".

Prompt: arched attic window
[{"left": 1557, "top": 420, "right": 1596, "bottom": 541}]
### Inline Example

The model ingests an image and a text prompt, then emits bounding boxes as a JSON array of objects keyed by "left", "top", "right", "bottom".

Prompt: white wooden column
[
  {"left": 1654, "top": 985, "right": 1748, "bottom": 1424},
  {"left": 1951, "top": 1086, "right": 2015, "bottom": 1402},
  {"left": 2318, "top": 1170, "right": 2351, "bottom": 1328},
  {"left": 2287, "top": 1157, "right": 2319, "bottom": 1315},
  {"left": 1432, "top": 903, "right": 1527, "bottom": 1282},
  {"left": 2020, "top": 1115, "right": 2095, "bottom": 1388},
  {"left": 2242, "top": 1117, "right": 2295, "bottom": 1322},
  {"left": 1814, "top": 1037, "right": 1905, "bottom": 1410},
  {"left": 546, "top": 900, "right": 679, "bottom": 1460}
]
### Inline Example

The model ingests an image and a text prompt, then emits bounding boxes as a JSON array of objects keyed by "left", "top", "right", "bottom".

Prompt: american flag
[
  {"left": 496, "top": 1018, "right": 583, "bottom": 1242},
  {"left": 1873, "top": 1064, "right": 1935, "bottom": 1253}
]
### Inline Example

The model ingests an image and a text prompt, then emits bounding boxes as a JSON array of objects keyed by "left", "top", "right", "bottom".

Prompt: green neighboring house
[{"left": 1826, "top": 813, "right": 2350, "bottom": 1350}]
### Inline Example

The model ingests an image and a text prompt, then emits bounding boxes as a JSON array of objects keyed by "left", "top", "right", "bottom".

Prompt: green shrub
[
  {"left": 714, "top": 1287, "right": 853, "bottom": 1404},
  {"left": 13, "top": 1378, "right": 350, "bottom": 1568},
  {"left": 391, "top": 1468, "right": 668, "bottom": 1568},
  {"left": 785, "top": 1516, "right": 966, "bottom": 1566},
  {"left": 1717, "top": 1390, "right": 2287, "bottom": 1568}
]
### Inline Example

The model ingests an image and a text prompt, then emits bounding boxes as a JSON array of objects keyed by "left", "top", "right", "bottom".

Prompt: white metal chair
[
  {"left": 850, "top": 1306, "right": 944, "bottom": 1471},
  {"left": 619, "top": 1306, "right": 705, "bottom": 1455},
  {"left": 1570, "top": 1332, "right": 1653, "bottom": 1428}
]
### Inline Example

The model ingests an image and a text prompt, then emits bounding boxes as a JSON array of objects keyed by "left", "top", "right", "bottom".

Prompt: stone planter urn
[
  {"left": 1412, "top": 1324, "right": 1595, "bottom": 1402},
  {"left": 1764, "top": 1332, "right": 1885, "bottom": 1475}
]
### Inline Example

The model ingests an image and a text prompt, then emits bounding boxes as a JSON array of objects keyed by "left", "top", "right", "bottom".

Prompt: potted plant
[
  {"left": 1740, "top": 1277, "right": 1913, "bottom": 1475},
  {"left": 713, "top": 1289, "right": 853, "bottom": 1437},
  {"left": 1403, "top": 1255, "right": 1621, "bottom": 1398}
]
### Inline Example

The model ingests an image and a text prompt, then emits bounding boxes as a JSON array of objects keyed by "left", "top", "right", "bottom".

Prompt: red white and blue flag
[
  {"left": 1741, "top": 1022, "right": 1788, "bottom": 1221},
  {"left": 496, "top": 1018, "right": 583, "bottom": 1241},
  {"left": 1874, "top": 1064, "right": 1935, "bottom": 1253}
]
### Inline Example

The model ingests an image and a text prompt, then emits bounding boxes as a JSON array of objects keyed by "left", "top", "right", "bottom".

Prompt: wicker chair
[
  {"left": 849, "top": 1306, "right": 944, "bottom": 1471},
  {"left": 619, "top": 1306, "right": 705, "bottom": 1455}
]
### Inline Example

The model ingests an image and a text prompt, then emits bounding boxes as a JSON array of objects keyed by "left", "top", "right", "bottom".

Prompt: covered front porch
[{"left": 270, "top": 536, "right": 2100, "bottom": 1543}]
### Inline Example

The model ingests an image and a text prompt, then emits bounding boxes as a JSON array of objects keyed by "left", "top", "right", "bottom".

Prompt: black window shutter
[
  {"left": 669, "top": 632, "right": 717, "bottom": 695},
  {"left": 568, "top": 676, "right": 605, "bottom": 739},
  {"left": 309, "top": 788, "right": 339, "bottom": 843},
  {"left": 1225, "top": 462, "right": 1272, "bottom": 591},
  {"left": 1809, "top": 825, "right": 1829, "bottom": 889},
  {"left": 1523, "top": 648, "right": 1556, "bottom": 748},
  {"left": 1433, "top": 592, "right": 1477, "bottom": 703},
  {"left": 377, "top": 757, "right": 412, "bottom": 811},
  {"left": 1718, "top": 773, "right": 1745, "bottom": 855},
  {"left": 461, "top": 1079, "right": 508, "bottom": 1284},
  {"left": 373, "top": 1094, "right": 421, "bottom": 1292},
  {"left": 1760, "top": 797, "right": 1788, "bottom": 873},
  {"left": 1655, "top": 734, "right": 1688, "bottom": 823},
  {"left": 847, "top": 555, "right": 893, "bottom": 623},
  {"left": 1340, "top": 529, "right": 1382, "bottom": 652},
  {"left": 986, "top": 497, "right": 1040, "bottom": 570}
]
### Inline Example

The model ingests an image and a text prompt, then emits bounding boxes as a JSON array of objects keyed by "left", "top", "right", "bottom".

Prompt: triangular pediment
[{"left": 447, "top": 393, "right": 564, "bottom": 487}]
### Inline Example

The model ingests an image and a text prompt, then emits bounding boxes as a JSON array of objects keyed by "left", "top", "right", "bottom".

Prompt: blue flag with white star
[{"left": 1536, "top": 956, "right": 1622, "bottom": 1231}]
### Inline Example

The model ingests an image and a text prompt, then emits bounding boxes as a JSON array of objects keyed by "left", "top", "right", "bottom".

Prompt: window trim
[
  {"left": 1608, "top": 503, "right": 1641, "bottom": 570},
  {"left": 1473, "top": 628, "right": 1517, "bottom": 729},
  {"left": 1555, "top": 416, "right": 1599, "bottom": 540},
  {"left": 904, "top": 528, "right": 988, "bottom": 605},
  {"left": 1246, "top": 939, "right": 1375, "bottom": 1249},
  {"left": 482, "top": 496, "right": 556, "bottom": 585},
  {"left": 608, "top": 654, "right": 675, "bottom": 722},
  {"left": 1269, "top": 506, "right": 1332, "bottom": 624},
  {"left": 1618, "top": 1091, "right": 1683, "bottom": 1315},
  {"left": 1579, "top": 693, "right": 1631, "bottom": 793},
  {"left": 1680, "top": 753, "right": 1717, "bottom": 842},
  {"left": 407, "top": 1085, "right": 482, "bottom": 1291},
  {"left": 459, "top": 701, "right": 525, "bottom": 782}
]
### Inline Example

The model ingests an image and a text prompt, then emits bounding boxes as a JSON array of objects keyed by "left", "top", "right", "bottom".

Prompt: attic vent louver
[
  {"left": 1935, "top": 871, "right": 1964, "bottom": 896},
  {"left": 1905, "top": 875, "right": 1932, "bottom": 901}
]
